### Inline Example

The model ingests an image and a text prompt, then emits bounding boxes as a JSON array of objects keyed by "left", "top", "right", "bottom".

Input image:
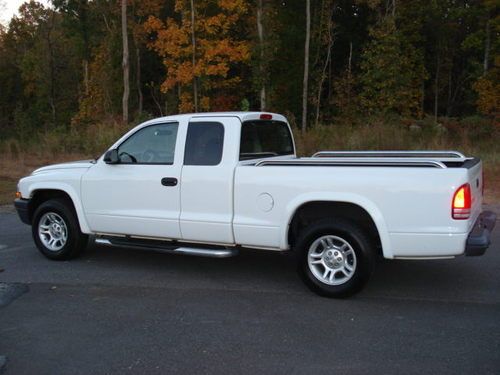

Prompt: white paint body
[{"left": 17, "top": 112, "right": 483, "bottom": 259}]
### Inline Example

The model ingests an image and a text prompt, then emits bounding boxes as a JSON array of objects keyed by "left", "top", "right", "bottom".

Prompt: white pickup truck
[{"left": 14, "top": 112, "right": 496, "bottom": 297}]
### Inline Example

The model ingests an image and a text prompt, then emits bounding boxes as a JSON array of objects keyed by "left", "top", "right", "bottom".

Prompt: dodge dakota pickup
[{"left": 14, "top": 112, "right": 496, "bottom": 297}]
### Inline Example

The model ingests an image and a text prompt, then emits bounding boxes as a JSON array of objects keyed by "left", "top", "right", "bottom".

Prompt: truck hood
[{"left": 32, "top": 160, "right": 95, "bottom": 174}]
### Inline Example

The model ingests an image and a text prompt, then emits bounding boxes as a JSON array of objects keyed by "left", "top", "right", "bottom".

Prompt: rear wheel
[
  {"left": 296, "top": 218, "right": 375, "bottom": 298},
  {"left": 32, "top": 199, "right": 88, "bottom": 260}
]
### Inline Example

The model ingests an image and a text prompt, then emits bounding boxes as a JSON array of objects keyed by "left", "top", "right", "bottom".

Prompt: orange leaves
[
  {"left": 143, "top": 16, "right": 163, "bottom": 34},
  {"left": 203, "top": 38, "right": 250, "bottom": 62},
  {"left": 144, "top": 0, "right": 250, "bottom": 111},
  {"left": 218, "top": 0, "right": 248, "bottom": 15},
  {"left": 174, "top": 0, "right": 187, "bottom": 14},
  {"left": 201, "top": 38, "right": 249, "bottom": 78},
  {"left": 179, "top": 91, "right": 194, "bottom": 113},
  {"left": 203, "top": 15, "right": 226, "bottom": 34},
  {"left": 474, "top": 76, "right": 499, "bottom": 117},
  {"left": 200, "top": 96, "right": 210, "bottom": 111},
  {"left": 473, "top": 55, "right": 500, "bottom": 118},
  {"left": 176, "top": 62, "right": 196, "bottom": 85},
  {"left": 144, "top": 16, "right": 189, "bottom": 58}
]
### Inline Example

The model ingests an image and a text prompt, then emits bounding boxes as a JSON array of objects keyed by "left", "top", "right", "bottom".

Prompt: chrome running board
[{"left": 95, "top": 237, "right": 238, "bottom": 258}]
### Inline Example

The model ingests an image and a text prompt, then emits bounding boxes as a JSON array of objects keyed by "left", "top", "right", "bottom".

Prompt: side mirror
[{"left": 103, "top": 149, "right": 119, "bottom": 164}]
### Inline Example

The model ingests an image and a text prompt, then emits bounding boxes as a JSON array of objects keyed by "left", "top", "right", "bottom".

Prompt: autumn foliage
[
  {"left": 0, "top": 0, "right": 497, "bottom": 139},
  {"left": 474, "top": 56, "right": 500, "bottom": 119},
  {"left": 144, "top": 0, "right": 250, "bottom": 112}
]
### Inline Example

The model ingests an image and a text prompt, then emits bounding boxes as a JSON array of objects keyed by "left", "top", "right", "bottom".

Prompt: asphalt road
[{"left": 0, "top": 209, "right": 499, "bottom": 374}]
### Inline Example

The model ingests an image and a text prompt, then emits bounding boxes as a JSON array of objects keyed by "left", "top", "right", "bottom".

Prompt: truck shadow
[{"left": 82, "top": 240, "right": 497, "bottom": 302}]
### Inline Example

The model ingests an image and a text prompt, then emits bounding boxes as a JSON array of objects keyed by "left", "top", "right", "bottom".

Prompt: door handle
[{"left": 161, "top": 177, "right": 178, "bottom": 187}]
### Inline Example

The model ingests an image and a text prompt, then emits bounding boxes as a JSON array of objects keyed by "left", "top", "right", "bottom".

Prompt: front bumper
[
  {"left": 465, "top": 211, "right": 496, "bottom": 256},
  {"left": 14, "top": 198, "right": 31, "bottom": 225}
]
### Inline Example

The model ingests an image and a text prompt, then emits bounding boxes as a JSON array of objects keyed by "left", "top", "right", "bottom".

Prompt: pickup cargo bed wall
[{"left": 233, "top": 162, "right": 479, "bottom": 258}]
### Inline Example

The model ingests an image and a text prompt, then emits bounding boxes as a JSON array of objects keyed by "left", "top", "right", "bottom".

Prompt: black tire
[
  {"left": 32, "top": 198, "right": 88, "bottom": 260},
  {"left": 296, "top": 218, "right": 375, "bottom": 298}
]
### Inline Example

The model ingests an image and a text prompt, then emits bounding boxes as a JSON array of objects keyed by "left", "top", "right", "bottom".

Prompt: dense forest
[{"left": 0, "top": 0, "right": 498, "bottom": 143}]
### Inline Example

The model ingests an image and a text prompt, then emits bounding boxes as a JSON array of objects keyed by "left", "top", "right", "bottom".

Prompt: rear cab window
[
  {"left": 184, "top": 122, "right": 224, "bottom": 166},
  {"left": 240, "top": 120, "right": 294, "bottom": 160}
]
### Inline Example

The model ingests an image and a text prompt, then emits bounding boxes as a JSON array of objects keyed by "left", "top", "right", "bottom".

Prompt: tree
[
  {"left": 311, "top": 0, "right": 335, "bottom": 127},
  {"left": 256, "top": 0, "right": 265, "bottom": 110},
  {"left": 301, "top": 0, "right": 311, "bottom": 131},
  {"left": 0, "top": 0, "right": 497, "bottom": 143},
  {"left": 473, "top": 57, "right": 499, "bottom": 117},
  {"left": 358, "top": 1, "right": 426, "bottom": 117},
  {"left": 144, "top": 0, "right": 251, "bottom": 112},
  {"left": 189, "top": 0, "right": 198, "bottom": 111},
  {"left": 473, "top": 5, "right": 500, "bottom": 119},
  {"left": 121, "top": 0, "right": 129, "bottom": 124},
  {"left": 51, "top": 0, "right": 91, "bottom": 95},
  {"left": 0, "top": 1, "right": 81, "bottom": 135},
  {"left": 128, "top": 0, "right": 164, "bottom": 116}
]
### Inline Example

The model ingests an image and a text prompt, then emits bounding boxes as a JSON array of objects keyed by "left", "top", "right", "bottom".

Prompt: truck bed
[
  {"left": 251, "top": 150, "right": 481, "bottom": 169},
  {"left": 234, "top": 150, "right": 483, "bottom": 258}
]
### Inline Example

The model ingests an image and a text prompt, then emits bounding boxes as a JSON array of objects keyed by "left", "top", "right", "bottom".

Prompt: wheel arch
[
  {"left": 27, "top": 184, "right": 91, "bottom": 234},
  {"left": 282, "top": 194, "right": 393, "bottom": 258}
]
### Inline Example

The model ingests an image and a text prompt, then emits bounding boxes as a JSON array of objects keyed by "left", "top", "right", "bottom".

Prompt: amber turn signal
[{"left": 15, "top": 191, "right": 21, "bottom": 199}]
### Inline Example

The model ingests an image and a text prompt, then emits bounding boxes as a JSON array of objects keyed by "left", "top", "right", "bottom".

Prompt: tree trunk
[
  {"left": 256, "top": 0, "right": 266, "bottom": 111},
  {"left": 136, "top": 46, "right": 143, "bottom": 115},
  {"left": 484, "top": 17, "right": 490, "bottom": 74},
  {"left": 347, "top": 41, "right": 353, "bottom": 108},
  {"left": 149, "top": 83, "right": 163, "bottom": 116},
  {"left": 434, "top": 53, "right": 440, "bottom": 124},
  {"left": 46, "top": 13, "right": 56, "bottom": 128},
  {"left": 190, "top": 0, "right": 198, "bottom": 112},
  {"left": 121, "top": 0, "right": 130, "bottom": 125},
  {"left": 83, "top": 60, "right": 89, "bottom": 95},
  {"left": 446, "top": 68, "right": 452, "bottom": 116},
  {"left": 327, "top": 52, "right": 332, "bottom": 103},
  {"left": 301, "top": 0, "right": 311, "bottom": 132},
  {"left": 314, "top": 14, "right": 333, "bottom": 128},
  {"left": 81, "top": 4, "right": 90, "bottom": 97},
  {"left": 421, "top": 80, "right": 425, "bottom": 116}
]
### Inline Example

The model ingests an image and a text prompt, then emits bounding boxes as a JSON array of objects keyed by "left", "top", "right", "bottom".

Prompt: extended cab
[{"left": 14, "top": 112, "right": 496, "bottom": 297}]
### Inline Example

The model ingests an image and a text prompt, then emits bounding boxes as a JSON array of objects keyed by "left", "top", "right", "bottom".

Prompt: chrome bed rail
[
  {"left": 255, "top": 158, "right": 447, "bottom": 169},
  {"left": 312, "top": 150, "right": 467, "bottom": 159}
]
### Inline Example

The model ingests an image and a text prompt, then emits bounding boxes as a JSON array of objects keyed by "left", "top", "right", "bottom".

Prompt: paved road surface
[{"left": 0, "top": 209, "right": 499, "bottom": 374}]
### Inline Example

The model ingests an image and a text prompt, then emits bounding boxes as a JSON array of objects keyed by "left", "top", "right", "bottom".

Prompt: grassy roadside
[
  {"left": 483, "top": 163, "right": 500, "bottom": 204},
  {"left": 0, "top": 153, "right": 88, "bottom": 206},
  {"left": 1, "top": 117, "right": 498, "bottom": 205}
]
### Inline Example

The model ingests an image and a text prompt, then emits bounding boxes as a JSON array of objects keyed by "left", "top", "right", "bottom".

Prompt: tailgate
[{"left": 466, "top": 159, "right": 483, "bottom": 225}]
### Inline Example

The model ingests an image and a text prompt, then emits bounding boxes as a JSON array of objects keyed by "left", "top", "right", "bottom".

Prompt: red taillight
[
  {"left": 452, "top": 183, "right": 471, "bottom": 220},
  {"left": 260, "top": 113, "right": 272, "bottom": 120}
]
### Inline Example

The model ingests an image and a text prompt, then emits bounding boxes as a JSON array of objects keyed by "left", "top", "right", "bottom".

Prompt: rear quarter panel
[{"left": 233, "top": 165, "right": 474, "bottom": 257}]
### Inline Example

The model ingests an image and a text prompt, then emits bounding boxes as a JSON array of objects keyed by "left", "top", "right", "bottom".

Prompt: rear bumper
[
  {"left": 14, "top": 198, "right": 31, "bottom": 225},
  {"left": 465, "top": 211, "right": 496, "bottom": 256}
]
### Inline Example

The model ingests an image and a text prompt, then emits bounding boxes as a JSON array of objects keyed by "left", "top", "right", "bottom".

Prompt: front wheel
[
  {"left": 32, "top": 199, "right": 88, "bottom": 260},
  {"left": 296, "top": 218, "right": 376, "bottom": 298}
]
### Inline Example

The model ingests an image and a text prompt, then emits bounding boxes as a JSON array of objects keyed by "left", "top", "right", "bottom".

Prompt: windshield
[{"left": 240, "top": 120, "right": 294, "bottom": 160}]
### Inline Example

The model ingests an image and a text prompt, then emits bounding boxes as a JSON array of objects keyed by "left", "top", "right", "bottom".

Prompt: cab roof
[{"left": 144, "top": 112, "right": 288, "bottom": 125}]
